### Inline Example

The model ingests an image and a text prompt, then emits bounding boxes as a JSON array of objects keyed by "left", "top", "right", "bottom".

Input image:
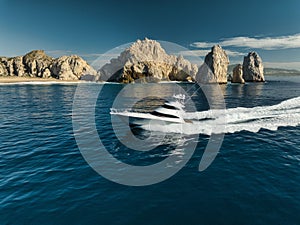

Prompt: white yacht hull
[{"left": 111, "top": 111, "right": 185, "bottom": 125}]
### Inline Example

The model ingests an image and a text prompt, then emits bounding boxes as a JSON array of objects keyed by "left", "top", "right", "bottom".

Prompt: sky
[{"left": 0, "top": 0, "right": 300, "bottom": 69}]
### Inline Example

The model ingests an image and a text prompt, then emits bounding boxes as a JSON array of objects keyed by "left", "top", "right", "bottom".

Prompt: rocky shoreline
[
  {"left": 0, "top": 76, "right": 84, "bottom": 84},
  {"left": 0, "top": 38, "right": 265, "bottom": 84}
]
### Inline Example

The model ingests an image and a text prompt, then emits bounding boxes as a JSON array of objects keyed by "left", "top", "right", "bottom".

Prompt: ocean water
[{"left": 0, "top": 76, "right": 300, "bottom": 224}]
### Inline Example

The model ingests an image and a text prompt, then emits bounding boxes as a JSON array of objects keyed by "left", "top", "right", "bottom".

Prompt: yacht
[{"left": 110, "top": 95, "right": 187, "bottom": 125}]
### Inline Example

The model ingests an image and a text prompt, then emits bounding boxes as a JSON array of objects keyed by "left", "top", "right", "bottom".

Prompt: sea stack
[
  {"left": 232, "top": 64, "right": 245, "bottom": 84},
  {"left": 243, "top": 51, "right": 265, "bottom": 82},
  {"left": 98, "top": 38, "right": 198, "bottom": 83},
  {"left": 196, "top": 45, "right": 229, "bottom": 84}
]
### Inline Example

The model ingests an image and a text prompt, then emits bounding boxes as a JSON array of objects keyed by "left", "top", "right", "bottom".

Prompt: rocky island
[
  {"left": 196, "top": 45, "right": 230, "bottom": 84},
  {"left": 0, "top": 50, "right": 96, "bottom": 81},
  {"left": 231, "top": 64, "right": 245, "bottom": 84},
  {"left": 0, "top": 38, "right": 266, "bottom": 84},
  {"left": 242, "top": 51, "right": 265, "bottom": 82},
  {"left": 98, "top": 38, "right": 198, "bottom": 83},
  {"left": 229, "top": 51, "right": 265, "bottom": 84}
]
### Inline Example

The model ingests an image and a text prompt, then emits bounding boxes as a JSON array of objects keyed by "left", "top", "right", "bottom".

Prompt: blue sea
[{"left": 1, "top": 76, "right": 300, "bottom": 225}]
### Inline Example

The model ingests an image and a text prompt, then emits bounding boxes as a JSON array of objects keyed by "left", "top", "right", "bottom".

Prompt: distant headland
[
  {"left": 1, "top": 38, "right": 297, "bottom": 84},
  {"left": 0, "top": 50, "right": 97, "bottom": 82}
]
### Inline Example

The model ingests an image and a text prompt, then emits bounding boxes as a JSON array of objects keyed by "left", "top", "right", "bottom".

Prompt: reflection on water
[
  {"left": 1, "top": 78, "right": 300, "bottom": 224},
  {"left": 229, "top": 82, "right": 264, "bottom": 98},
  {"left": 0, "top": 84, "right": 75, "bottom": 122},
  {"left": 225, "top": 82, "right": 268, "bottom": 108},
  {"left": 243, "top": 83, "right": 264, "bottom": 97}
]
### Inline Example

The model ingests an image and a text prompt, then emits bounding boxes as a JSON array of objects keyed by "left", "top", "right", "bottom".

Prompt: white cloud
[
  {"left": 264, "top": 61, "right": 300, "bottom": 70},
  {"left": 179, "top": 49, "right": 245, "bottom": 57},
  {"left": 191, "top": 33, "right": 300, "bottom": 50},
  {"left": 224, "top": 49, "right": 246, "bottom": 57}
]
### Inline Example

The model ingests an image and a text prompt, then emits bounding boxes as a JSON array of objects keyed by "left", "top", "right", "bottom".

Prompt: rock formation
[
  {"left": 196, "top": 45, "right": 229, "bottom": 84},
  {"left": 98, "top": 38, "right": 198, "bottom": 83},
  {"left": 242, "top": 52, "right": 265, "bottom": 82},
  {"left": 232, "top": 64, "right": 245, "bottom": 84},
  {"left": 196, "top": 63, "right": 216, "bottom": 84},
  {"left": 0, "top": 60, "right": 6, "bottom": 75},
  {"left": 0, "top": 42, "right": 266, "bottom": 84},
  {"left": 51, "top": 55, "right": 97, "bottom": 80},
  {"left": 0, "top": 50, "right": 96, "bottom": 80},
  {"left": 23, "top": 50, "right": 53, "bottom": 78}
]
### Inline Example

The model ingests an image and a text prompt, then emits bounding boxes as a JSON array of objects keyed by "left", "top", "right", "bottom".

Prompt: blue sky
[{"left": 1, "top": 0, "right": 300, "bottom": 69}]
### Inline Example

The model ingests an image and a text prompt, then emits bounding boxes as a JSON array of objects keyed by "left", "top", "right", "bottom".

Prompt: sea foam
[{"left": 139, "top": 96, "right": 300, "bottom": 135}]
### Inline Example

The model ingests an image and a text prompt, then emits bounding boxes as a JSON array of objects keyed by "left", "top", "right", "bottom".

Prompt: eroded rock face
[
  {"left": 13, "top": 56, "right": 25, "bottom": 76},
  {"left": 23, "top": 50, "right": 53, "bottom": 77},
  {"left": 0, "top": 59, "right": 7, "bottom": 76},
  {"left": 232, "top": 64, "right": 245, "bottom": 84},
  {"left": 196, "top": 63, "right": 216, "bottom": 83},
  {"left": 196, "top": 45, "right": 229, "bottom": 84},
  {"left": 0, "top": 50, "right": 54, "bottom": 77},
  {"left": 0, "top": 50, "right": 96, "bottom": 80},
  {"left": 0, "top": 57, "right": 14, "bottom": 76},
  {"left": 242, "top": 52, "right": 265, "bottom": 82},
  {"left": 51, "top": 55, "right": 97, "bottom": 80},
  {"left": 98, "top": 38, "right": 198, "bottom": 83}
]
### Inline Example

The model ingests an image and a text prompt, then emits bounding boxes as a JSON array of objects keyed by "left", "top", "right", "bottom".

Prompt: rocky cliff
[
  {"left": 196, "top": 45, "right": 229, "bottom": 84},
  {"left": 0, "top": 41, "right": 266, "bottom": 84},
  {"left": 0, "top": 50, "right": 96, "bottom": 80},
  {"left": 242, "top": 52, "right": 265, "bottom": 82},
  {"left": 98, "top": 38, "right": 198, "bottom": 83},
  {"left": 51, "top": 55, "right": 97, "bottom": 80},
  {"left": 232, "top": 64, "right": 245, "bottom": 84}
]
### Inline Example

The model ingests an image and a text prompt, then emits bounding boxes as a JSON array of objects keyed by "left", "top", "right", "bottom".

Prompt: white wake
[{"left": 140, "top": 96, "right": 300, "bottom": 135}]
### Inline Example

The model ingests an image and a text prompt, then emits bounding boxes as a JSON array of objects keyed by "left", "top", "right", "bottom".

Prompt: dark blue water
[{"left": 1, "top": 76, "right": 300, "bottom": 225}]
